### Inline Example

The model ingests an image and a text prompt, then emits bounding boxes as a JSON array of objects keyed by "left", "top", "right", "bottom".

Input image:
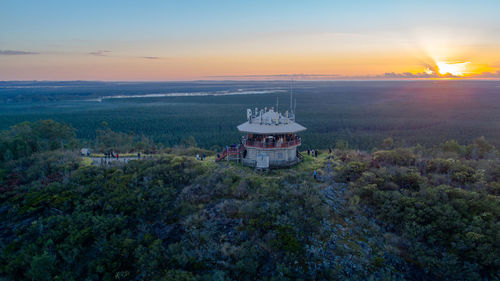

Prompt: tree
[
  {"left": 0, "top": 120, "right": 76, "bottom": 162},
  {"left": 381, "top": 137, "right": 394, "bottom": 150},
  {"left": 26, "top": 251, "right": 56, "bottom": 281},
  {"left": 335, "top": 139, "right": 349, "bottom": 150},
  {"left": 470, "top": 136, "right": 494, "bottom": 159}
]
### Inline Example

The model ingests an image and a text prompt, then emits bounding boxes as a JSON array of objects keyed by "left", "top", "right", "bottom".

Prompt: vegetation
[
  {"left": 0, "top": 120, "right": 76, "bottom": 162},
  {"left": 1, "top": 80, "right": 500, "bottom": 150},
  {"left": 334, "top": 139, "right": 500, "bottom": 280},
  {"left": 0, "top": 120, "right": 499, "bottom": 280}
]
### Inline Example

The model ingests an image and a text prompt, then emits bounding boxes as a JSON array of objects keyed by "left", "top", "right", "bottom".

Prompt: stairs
[
  {"left": 216, "top": 145, "right": 245, "bottom": 162},
  {"left": 297, "top": 151, "right": 304, "bottom": 161}
]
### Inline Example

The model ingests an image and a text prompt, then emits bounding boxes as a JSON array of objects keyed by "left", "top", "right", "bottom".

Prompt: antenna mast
[{"left": 294, "top": 97, "right": 297, "bottom": 115}]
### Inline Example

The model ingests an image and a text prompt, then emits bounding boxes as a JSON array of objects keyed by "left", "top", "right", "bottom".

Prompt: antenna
[
  {"left": 294, "top": 98, "right": 297, "bottom": 114},
  {"left": 276, "top": 96, "right": 279, "bottom": 113},
  {"left": 290, "top": 78, "right": 293, "bottom": 112}
]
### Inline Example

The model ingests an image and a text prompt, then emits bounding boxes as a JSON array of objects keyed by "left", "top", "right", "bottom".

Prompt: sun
[{"left": 436, "top": 61, "right": 470, "bottom": 76}]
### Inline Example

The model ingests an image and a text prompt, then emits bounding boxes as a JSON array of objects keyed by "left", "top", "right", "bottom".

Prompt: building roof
[{"left": 237, "top": 108, "right": 307, "bottom": 134}]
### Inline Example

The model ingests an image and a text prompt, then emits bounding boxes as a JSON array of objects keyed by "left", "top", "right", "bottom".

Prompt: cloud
[
  {"left": 204, "top": 71, "right": 476, "bottom": 80},
  {"left": 206, "top": 73, "right": 340, "bottom": 79},
  {"left": 0, "top": 50, "right": 39, "bottom": 55},
  {"left": 206, "top": 72, "right": 450, "bottom": 80},
  {"left": 88, "top": 50, "right": 111, "bottom": 56},
  {"left": 471, "top": 71, "right": 500, "bottom": 78},
  {"left": 381, "top": 71, "right": 440, "bottom": 79},
  {"left": 89, "top": 52, "right": 165, "bottom": 60}
]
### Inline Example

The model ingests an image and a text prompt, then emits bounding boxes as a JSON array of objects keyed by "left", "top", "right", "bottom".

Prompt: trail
[{"left": 85, "top": 155, "right": 154, "bottom": 166}]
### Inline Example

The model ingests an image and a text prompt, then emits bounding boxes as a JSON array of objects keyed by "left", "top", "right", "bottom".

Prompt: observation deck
[{"left": 242, "top": 136, "right": 301, "bottom": 149}]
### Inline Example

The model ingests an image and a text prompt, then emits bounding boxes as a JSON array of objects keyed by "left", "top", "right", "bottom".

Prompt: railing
[
  {"left": 216, "top": 145, "right": 244, "bottom": 162},
  {"left": 243, "top": 138, "right": 301, "bottom": 149},
  {"left": 242, "top": 158, "right": 300, "bottom": 168}
]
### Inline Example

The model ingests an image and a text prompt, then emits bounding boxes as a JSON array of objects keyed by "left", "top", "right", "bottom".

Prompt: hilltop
[{"left": 0, "top": 120, "right": 499, "bottom": 280}]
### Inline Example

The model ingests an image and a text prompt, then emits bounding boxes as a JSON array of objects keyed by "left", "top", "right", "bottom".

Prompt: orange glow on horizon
[
  {"left": 436, "top": 61, "right": 470, "bottom": 76},
  {"left": 0, "top": 40, "right": 498, "bottom": 81}
]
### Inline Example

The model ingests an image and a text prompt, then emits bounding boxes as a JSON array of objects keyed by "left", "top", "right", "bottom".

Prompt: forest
[
  {"left": 0, "top": 120, "right": 499, "bottom": 280},
  {"left": 1, "top": 80, "right": 500, "bottom": 150}
]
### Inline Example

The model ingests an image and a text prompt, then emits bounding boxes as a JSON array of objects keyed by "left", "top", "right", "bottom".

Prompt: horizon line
[{"left": 2, "top": 78, "right": 500, "bottom": 83}]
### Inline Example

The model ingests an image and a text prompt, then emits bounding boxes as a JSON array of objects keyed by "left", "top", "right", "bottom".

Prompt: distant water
[{"left": 88, "top": 89, "right": 287, "bottom": 101}]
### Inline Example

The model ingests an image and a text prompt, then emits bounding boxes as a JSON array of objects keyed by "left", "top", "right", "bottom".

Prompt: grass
[
  {"left": 295, "top": 150, "right": 329, "bottom": 173},
  {"left": 80, "top": 157, "right": 93, "bottom": 167}
]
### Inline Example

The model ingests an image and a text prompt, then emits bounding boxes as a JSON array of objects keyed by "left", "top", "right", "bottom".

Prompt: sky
[{"left": 1, "top": 0, "right": 500, "bottom": 81}]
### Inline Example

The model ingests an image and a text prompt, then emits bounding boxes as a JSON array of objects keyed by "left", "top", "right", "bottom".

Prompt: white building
[
  {"left": 236, "top": 107, "right": 306, "bottom": 168},
  {"left": 80, "top": 148, "right": 91, "bottom": 156}
]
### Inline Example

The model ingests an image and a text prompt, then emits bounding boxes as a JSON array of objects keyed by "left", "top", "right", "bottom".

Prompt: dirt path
[{"left": 86, "top": 155, "right": 154, "bottom": 166}]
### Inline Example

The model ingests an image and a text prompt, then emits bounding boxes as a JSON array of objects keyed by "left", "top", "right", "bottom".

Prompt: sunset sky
[{"left": 1, "top": 0, "right": 500, "bottom": 81}]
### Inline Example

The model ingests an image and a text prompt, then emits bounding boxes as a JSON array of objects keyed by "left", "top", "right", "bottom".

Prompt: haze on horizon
[{"left": 1, "top": 0, "right": 500, "bottom": 81}]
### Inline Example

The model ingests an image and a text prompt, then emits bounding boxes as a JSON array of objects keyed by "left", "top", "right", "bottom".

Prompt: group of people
[
  {"left": 245, "top": 134, "right": 299, "bottom": 147},
  {"left": 196, "top": 153, "right": 206, "bottom": 161},
  {"left": 307, "top": 149, "right": 319, "bottom": 157},
  {"left": 309, "top": 148, "right": 335, "bottom": 180},
  {"left": 104, "top": 151, "right": 119, "bottom": 159},
  {"left": 307, "top": 147, "right": 334, "bottom": 158},
  {"left": 104, "top": 152, "right": 142, "bottom": 159}
]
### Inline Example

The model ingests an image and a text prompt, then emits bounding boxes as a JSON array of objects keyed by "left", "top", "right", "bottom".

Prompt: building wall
[{"left": 243, "top": 146, "right": 299, "bottom": 167}]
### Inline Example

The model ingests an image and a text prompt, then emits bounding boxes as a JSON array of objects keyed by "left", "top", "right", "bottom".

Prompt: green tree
[{"left": 26, "top": 251, "right": 56, "bottom": 281}]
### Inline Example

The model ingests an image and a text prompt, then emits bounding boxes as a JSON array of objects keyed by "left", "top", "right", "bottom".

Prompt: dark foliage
[
  {"left": 0, "top": 120, "right": 76, "bottom": 162},
  {"left": 0, "top": 120, "right": 499, "bottom": 280}
]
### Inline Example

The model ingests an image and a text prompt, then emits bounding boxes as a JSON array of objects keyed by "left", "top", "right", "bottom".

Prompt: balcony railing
[
  {"left": 243, "top": 137, "right": 301, "bottom": 149},
  {"left": 242, "top": 158, "right": 300, "bottom": 167},
  {"left": 216, "top": 144, "right": 244, "bottom": 162}
]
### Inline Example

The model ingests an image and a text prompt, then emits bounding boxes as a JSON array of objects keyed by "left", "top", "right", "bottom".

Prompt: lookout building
[{"left": 217, "top": 104, "right": 306, "bottom": 169}]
